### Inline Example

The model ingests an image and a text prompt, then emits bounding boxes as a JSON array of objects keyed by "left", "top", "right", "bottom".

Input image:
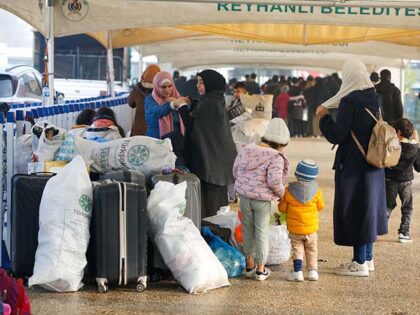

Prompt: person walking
[
  {"left": 376, "top": 69, "right": 403, "bottom": 124},
  {"left": 316, "top": 59, "right": 388, "bottom": 277}
]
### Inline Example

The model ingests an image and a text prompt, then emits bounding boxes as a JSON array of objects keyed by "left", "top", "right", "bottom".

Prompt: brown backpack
[{"left": 351, "top": 108, "right": 401, "bottom": 168}]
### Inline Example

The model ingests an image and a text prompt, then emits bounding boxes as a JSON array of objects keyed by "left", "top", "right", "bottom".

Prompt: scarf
[
  {"left": 152, "top": 71, "right": 185, "bottom": 138},
  {"left": 321, "top": 59, "right": 374, "bottom": 109}
]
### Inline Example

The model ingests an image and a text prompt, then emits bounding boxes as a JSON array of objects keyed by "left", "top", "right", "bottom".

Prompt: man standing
[{"left": 376, "top": 69, "right": 403, "bottom": 123}]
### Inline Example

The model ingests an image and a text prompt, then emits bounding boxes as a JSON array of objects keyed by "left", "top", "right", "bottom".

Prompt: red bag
[{"left": 0, "top": 269, "right": 31, "bottom": 315}]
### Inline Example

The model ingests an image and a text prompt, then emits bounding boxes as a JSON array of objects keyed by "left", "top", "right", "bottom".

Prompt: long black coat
[
  {"left": 185, "top": 90, "right": 237, "bottom": 186},
  {"left": 320, "top": 88, "right": 387, "bottom": 246}
]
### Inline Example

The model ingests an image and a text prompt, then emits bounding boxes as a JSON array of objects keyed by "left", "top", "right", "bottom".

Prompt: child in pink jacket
[{"left": 233, "top": 118, "right": 290, "bottom": 281}]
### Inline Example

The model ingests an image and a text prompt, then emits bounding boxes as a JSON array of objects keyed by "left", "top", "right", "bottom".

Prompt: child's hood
[
  {"left": 288, "top": 181, "right": 319, "bottom": 204},
  {"left": 242, "top": 144, "right": 283, "bottom": 170}
]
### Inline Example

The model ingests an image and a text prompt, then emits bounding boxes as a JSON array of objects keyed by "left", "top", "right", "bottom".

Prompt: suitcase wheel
[
  {"left": 98, "top": 283, "right": 108, "bottom": 293},
  {"left": 136, "top": 283, "right": 146, "bottom": 292}
]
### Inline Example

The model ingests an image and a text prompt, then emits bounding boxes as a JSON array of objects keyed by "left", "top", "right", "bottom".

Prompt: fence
[{"left": 0, "top": 93, "right": 134, "bottom": 265}]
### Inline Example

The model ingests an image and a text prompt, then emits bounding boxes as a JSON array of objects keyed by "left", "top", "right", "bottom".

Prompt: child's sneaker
[
  {"left": 245, "top": 267, "right": 256, "bottom": 278},
  {"left": 255, "top": 268, "right": 271, "bottom": 281},
  {"left": 307, "top": 270, "right": 319, "bottom": 281},
  {"left": 366, "top": 259, "right": 374, "bottom": 272},
  {"left": 287, "top": 270, "right": 304, "bottom": 282},
  {"left": 398, "top": 233, "right": 413, "bottom": 243},
  {"left": 334, "top": 261, "right": 369, "bottom": 277}
]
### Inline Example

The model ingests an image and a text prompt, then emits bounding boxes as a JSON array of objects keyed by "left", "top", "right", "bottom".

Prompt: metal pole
[
  {"left": 138, "top": 45, "right": 143, "bottom": 77},
  {"left": 107, "top": 31, "right": 115, "bottom": 97},
  {"left": 400, "top": 58, "right": 405, "bottom": 106},
  {"left": 47, "top": 0, "right": 55, "bottom": 105}
]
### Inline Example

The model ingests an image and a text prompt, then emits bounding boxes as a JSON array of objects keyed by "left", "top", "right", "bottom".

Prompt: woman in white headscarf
[{"left": 316, "top": 59, "right": 387, "bottom": 277}]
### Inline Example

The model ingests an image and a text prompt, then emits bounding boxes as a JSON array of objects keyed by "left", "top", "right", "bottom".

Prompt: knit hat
[
  {"left": 263, "top": 118, "right": 290, "bottom": 145},
  {"left": 295, "top": 160, "right": 319, "bottom": 181}
]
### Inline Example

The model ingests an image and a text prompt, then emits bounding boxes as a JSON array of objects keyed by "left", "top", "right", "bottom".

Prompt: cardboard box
[{"left": 28, "top": 161, "right": 69, "bottom": 174}]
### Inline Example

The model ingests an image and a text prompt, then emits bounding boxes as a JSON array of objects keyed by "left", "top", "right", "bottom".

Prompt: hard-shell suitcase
[
  {"left": 90, "top": 181, "right": 147, "bottom": 293},
  {"left": 10, "top": 174, "right": 53, "bottom": 278},
  {"left": 99, "top": 169, "right": 146, "bottom": 188},
  {"left": 151, "top": 173, "right": 201, "bottom": 228}
]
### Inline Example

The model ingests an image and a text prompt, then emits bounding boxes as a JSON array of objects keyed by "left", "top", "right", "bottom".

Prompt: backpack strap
[
  {"left": 364, "top": 107, "right": 379, "bottom": 122},
  {"left": 351, "top": 131, "right": 367, "bottom": 159}
]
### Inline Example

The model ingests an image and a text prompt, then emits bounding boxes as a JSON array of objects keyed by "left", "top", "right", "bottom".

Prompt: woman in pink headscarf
[{"left": 144, "top": 71, "right": 190, "bottom": 138}]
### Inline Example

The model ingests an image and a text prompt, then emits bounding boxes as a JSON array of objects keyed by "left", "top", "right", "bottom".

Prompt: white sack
[
  {"left": 29, "top": 156, "right": 92, "bottom": 292},
  {"left": 76, "top": 136, "right": 176, "bottom": 178},
  {"left": 266, "top": 225, "right": 291, "bottom": 266},
  {"left": 148, "top": 181, "right": 230, "bottom": 294},
  {"left": 240, "top": 94, "right": 273, "bottom": 120},
  {"left": 231, "top": 118, "right": 270, "bottom": 151},
  {"left": 31, "top": 122, "right": 67, "bottom": 162}
]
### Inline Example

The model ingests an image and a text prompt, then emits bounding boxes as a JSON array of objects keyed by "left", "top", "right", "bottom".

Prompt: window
[
  {"left": 18, "top": 72, "right": 42, "bottom": 98},
  {"left": 0, "top": 75, "right": 13, "bottom": 97}
]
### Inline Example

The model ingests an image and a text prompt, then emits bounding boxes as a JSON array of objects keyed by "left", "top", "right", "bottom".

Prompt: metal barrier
[{"left": 0, "top": 93, "right": 134, "bottom": 265}]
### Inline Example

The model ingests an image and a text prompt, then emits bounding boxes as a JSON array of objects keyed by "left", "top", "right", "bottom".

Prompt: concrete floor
[{"left": 28, "top": 138, "right": 420, "bottom": 315}]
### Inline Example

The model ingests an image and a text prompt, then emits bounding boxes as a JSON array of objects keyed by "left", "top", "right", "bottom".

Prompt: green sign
[{"left": 217, "top": 3, "right": 420, "bottom": 17}]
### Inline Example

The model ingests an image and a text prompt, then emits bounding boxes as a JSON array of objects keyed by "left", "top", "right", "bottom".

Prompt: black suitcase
[
  {"left": 151, "top": 173, "right": 201, "bottom": 228},
  {"left": 99, "top": 169, "right": 146, "bottom": 188},
  {"left": 10, "top": 174, "right": 53, "bottom": 278},
  {"left": 90, "top": 181, "right": 147, "bottom": 293}
]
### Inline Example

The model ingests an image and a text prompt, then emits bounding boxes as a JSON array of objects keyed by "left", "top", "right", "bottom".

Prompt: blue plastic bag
[{"left": 201, "top": 226, "right": 245, "bottom": 278}]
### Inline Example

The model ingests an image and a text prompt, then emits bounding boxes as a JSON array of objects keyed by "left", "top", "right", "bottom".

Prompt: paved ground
[{"left": 28, "top": 138, "right": 420, "bottom": 315}]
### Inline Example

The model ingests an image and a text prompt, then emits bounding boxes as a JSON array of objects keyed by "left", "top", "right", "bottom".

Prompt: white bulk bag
[
  {"left": 266, "top": 225, "right": 291, "bottom": 266},
  {"left": 148, "top": 181, "right": 230, "bottom": 294},
  {"left": 76, "top": 136, "right": 176, "bottom": 178},
  {"left": 29, "top": 156, "right": 92, "bottom": 292}
]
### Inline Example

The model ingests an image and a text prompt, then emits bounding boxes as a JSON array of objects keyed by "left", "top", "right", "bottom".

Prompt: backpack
[
  {"left": 351, "top": 107, "right": 401, "bottom": 168},
  {"left": 0, "top": 269, "right": 31, "bottom": 315}
]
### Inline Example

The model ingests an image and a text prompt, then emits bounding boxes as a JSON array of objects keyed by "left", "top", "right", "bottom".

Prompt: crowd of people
[{"left": 126, "top": 61, "right": 419, "bottom": 282}]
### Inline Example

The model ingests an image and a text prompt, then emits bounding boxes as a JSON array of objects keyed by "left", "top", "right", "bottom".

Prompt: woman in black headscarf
[{"left": 184, "top": 69, "right": 237, "bottom": 217}]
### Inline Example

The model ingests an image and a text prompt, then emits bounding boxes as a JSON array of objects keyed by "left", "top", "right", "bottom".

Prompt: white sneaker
[
  {"left": 287, "top": 270, "right": 304, "bottom": 282},
  {"left": 255, "top": 268, "right": 271, "bottom": 281},
  {"left": 334, "top": 261, "right": 369, "bottom": 277},
  {"left": 307, "top": 270, "right": 319, "bottom": 281},
  {"left": 398, "top": 233, "right": 413, "bottom": 243},
  {"left": 366, "top": 259, "right": 374, "bottom": 272},
  {"left": 245, "top": 267, "right": 256, "bottom": 278}
]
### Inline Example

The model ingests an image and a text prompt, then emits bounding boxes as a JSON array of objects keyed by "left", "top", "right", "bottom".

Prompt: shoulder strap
[
  {"left": 364, "top": 107, "right": 379, "bottom": 122},
  {"left": 351, "top": 131, "right": 367, "bottom": 159}
]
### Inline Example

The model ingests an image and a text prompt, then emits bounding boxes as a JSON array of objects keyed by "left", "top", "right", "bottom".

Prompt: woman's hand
[
  {"left": 174, "top": 97, "right": 190, "bottom": 108},
  {"left": 316, "top": 106, "right": 329, "bottom": 118}
]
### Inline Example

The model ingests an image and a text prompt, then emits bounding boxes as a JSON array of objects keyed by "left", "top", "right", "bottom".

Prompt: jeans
[
  {"left": 386, "top": 180, "right": 413, "bottom": 235},
  {"left": 353, "top": 243, "right": 373, "bottom": 264},
  {"left": 239, "top": 196, "right": 271, "bottom": 264}
]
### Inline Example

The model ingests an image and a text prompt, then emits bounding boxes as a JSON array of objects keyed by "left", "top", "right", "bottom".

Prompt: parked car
[{"left": 0, "top": 64, "right": 43, "bottom": 104}]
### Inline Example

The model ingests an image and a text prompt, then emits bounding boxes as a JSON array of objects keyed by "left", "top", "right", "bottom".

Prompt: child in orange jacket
[{"left": 279, "top": 160, "right": 324, "bottom": 281}]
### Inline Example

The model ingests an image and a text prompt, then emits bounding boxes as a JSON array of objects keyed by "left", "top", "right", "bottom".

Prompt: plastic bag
[
  {"left": 14, "top": 134, "right": 33, "bottom": 174},
  {"left": 0, "top": 269, "right": 31, "bottom": 315},
  {"left": 240, "top": 94, "right": 273, "bottom": 120},
  {"left": 147, "top": 181, "right": 230, "bottom": 294},
  {"left": 29, "top": 156, "right": 92, "bottom": 292},
  {"left": 203, "top": 211, "right": 242, "bottom": 249},
  {"left": 55, "top": 128, "right": 87, "bottom": 161},
  {"left": 201, "top": 227, "right": 245, "bottom": 278},
  {"left": 266, "top": 225, "right": 291, "bottom": 266},
  {"left": 31, "top": 122, "right": 66, "bottom": 162}
]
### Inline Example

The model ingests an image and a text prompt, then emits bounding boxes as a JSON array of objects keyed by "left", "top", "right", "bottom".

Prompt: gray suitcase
[{"left": 151, "top": 173, "right": 201, "bottom": 228}]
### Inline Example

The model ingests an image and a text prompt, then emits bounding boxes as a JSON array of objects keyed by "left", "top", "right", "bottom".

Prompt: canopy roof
[{"left": 1, "top": 0, "right": 420, "bottom": 69}]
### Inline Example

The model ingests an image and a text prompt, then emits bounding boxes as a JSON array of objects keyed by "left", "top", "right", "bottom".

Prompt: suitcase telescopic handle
[{"left": 29, "top": 172, "right": 56, "bottom": 176}]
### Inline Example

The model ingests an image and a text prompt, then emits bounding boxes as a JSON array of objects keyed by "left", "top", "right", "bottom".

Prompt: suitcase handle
[{"left": 29, "top": 172, "right": 56, "bottom": 176}]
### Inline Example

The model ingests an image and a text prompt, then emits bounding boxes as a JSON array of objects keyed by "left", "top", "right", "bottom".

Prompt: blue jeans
[
  {"left": 239, "top": 196, "right": 271, "bottom": 264},
  {"left": 353, "top": 243, "right": 373, "bottom": 264}
]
